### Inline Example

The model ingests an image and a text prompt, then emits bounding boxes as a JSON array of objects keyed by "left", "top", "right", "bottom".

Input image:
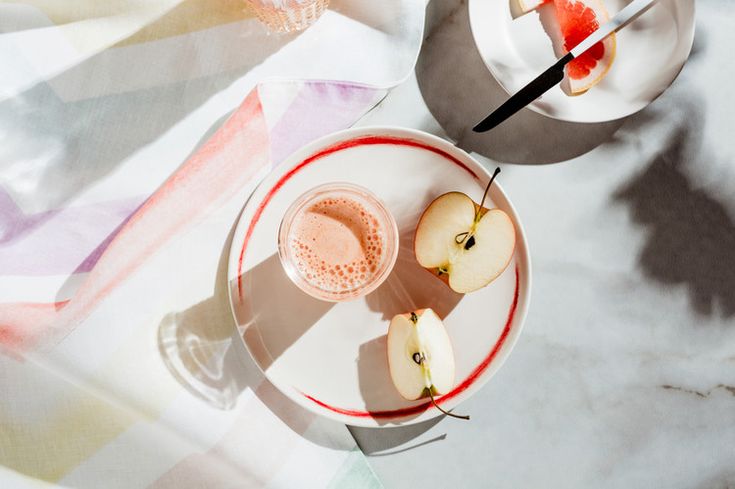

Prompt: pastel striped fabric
[{"left": 0, "top": 1, "right": 424, "bottom": 487}]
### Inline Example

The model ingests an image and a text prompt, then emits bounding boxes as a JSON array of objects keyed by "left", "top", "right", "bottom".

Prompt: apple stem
[
  {"left": 414, "top": 353, "right": 470, "bottom": 420},
  {"left": 428, "top": 388, "right": 470, "bottom": 421},
  {"left": 454, "top": 167, "right": 501, "bottom": 246},
  {"left": 477, "top": 167, "right": 501, "bottom": 218}
]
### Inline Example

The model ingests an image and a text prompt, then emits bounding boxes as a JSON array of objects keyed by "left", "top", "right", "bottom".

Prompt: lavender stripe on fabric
[
  {"left": 0, "top": 188, "right": 143, "bottom": 276},
  {"left": 268, "top": 82, "right": 384, "bottom": 166}
]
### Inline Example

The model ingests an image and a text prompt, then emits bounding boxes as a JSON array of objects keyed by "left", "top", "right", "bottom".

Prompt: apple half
[
  {"left": 414, "top": 168, "right": 515, "bottom": 294},
  {"left": 387, "top": 308, "right": 469, "bottom": 420}
]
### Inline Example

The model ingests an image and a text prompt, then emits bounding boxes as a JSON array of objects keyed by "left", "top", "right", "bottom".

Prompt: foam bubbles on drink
[{"left": 290, "top": 196, "right": 385, "bottom": 293}]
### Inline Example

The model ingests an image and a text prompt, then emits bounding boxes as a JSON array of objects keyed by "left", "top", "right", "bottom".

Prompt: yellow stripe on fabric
[
  {"left": 0, "top": 385, "right": 140, "bottom": 482},
  {"left": 7, "top": 0, "right": 184, "bottom": 52},
  {"left": 0, "top": 465, "right": 75, "bottom": 488},
  {"left": 1, "top": 1, "right": 157, "bottom": 24},
  {"left": 0, "top": 319, "right": 183, "bottom": 482},
  {"left": 116, "top": 0, "right": 255, "bottom": 47},
  {"left": 4, "top": 0, "right": 254, "bottom": 49}
]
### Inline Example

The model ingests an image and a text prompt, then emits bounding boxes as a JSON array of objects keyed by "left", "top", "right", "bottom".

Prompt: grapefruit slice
[
  {"left": 552, "top": 0, "right": 616, "bottom": 94},
  {"left": 513, "top": 0, "right": 615, "bottom": 94}
]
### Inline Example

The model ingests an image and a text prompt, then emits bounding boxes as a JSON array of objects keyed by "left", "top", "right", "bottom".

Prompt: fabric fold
[{"left": 0, "top": 1, "right": 425, "bottom": 487}]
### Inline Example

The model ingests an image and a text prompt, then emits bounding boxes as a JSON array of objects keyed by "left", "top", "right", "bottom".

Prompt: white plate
[
  {"left": 227, "top": 127, "right": 531, "bottom": 427},
  {"left": 468, "top": 0, "right": 695, "bottom": 123}
]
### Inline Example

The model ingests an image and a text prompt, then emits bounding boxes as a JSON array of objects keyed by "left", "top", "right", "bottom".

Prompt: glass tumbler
[
  {"left": 245, "top": 0, "right": 329, "bottom": 33},
  {"left": 278, "top": 183, "right": 399, "bottom": 302}
]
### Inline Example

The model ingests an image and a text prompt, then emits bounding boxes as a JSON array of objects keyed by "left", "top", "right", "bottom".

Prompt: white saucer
[
  {"left": 227, "top": 127, "right": 531, "bottom": 427},
  {"left": 468, "top": 0, "right": 695, "bottom": 123}
]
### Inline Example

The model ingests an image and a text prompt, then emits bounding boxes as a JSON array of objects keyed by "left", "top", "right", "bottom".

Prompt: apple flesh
[
  {"left": 387, "top": 308, "right": 469, "bottom": 420},
  {"left": 414, "top": 170, "right": 515, "bottom": 294}
]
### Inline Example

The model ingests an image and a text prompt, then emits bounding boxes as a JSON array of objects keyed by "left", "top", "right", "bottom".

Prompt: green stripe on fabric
[{"left": 326, "top": 449, "right": 383, "bottom": 489}]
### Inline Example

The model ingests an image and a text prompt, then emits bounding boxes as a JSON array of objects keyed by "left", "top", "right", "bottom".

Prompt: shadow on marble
[
  {"left": 365, "top": 434, "right": 448, "bottom": 457},
  {"left": 614, "top": 129, "right": 735, "bottom": 318},
  {"left": 416, "top": 0, "right": 624, "bottom": 164},
  {"left": 613, "top": 31, "right": 735, "bottom": 318},
  {"left": 349, "top": 415, "right": 446, "bottom": 455}
]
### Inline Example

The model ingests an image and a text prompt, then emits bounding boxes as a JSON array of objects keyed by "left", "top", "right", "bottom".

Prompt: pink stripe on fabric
[
  {"left": 0, "top": 301, "right": 68, "bottom": 357},
  {"left": 0, "top": 189, "right": 143, "bottom": 276},
  {"left": 0, "top": 89, "right": 270, "bottom": 354},
  {"left": 268, "top": 82, "right": 384, "bottom": 166}
]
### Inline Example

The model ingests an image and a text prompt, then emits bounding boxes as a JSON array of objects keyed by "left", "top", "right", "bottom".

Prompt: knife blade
[{"left": 472, "top": 0, "right": 658, "bottom": 133}]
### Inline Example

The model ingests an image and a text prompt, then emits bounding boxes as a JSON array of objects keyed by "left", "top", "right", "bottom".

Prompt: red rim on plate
[{"left": 228, "top": 128, "right": 531, "bottom": 426}]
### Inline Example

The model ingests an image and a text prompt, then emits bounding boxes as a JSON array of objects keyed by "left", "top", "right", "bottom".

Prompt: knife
[{"left": 472, "top": 0, "right": 658, "bottom": 133}]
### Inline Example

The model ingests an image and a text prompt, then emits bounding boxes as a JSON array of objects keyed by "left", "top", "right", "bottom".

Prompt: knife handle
[{"left": 473, "top": 52, "right": 573, "bottom": 133}]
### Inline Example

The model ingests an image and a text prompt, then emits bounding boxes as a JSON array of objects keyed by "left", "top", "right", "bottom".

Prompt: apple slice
[
  {"left": 387, "top": 308, "right": 468, "bottom": 420},
  {"left": 414, "top": 168, "right": 515, "bottom": 294}
]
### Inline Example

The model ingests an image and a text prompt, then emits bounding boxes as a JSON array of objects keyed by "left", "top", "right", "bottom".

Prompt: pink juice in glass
[{"left": 278, "top": 183, "right": 398, "bottom": 302}]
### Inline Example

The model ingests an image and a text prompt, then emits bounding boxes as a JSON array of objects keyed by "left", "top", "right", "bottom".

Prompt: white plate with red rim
[
  {"left": 227, "top": 127, "right": 531, "bottom": 427},
  {"left": 468, "top": 0, "right": 695, "bottom": 123}
]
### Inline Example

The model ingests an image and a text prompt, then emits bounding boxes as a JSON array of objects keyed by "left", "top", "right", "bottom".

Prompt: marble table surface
[{"left": 349, "top": 1, "right": 735, "bottom": 487}]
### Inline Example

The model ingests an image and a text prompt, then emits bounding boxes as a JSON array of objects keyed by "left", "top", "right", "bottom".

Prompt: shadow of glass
[
  {"left": 365, "top": 208, "right": 462, "bottom": 321},
  {"left": 236, "top": 253, "right": 334, "bottom": 371},
  {"left": 158, "top": 303, "right": 247, "bottom": 410},
  {"left": 157, "top": 221, "right": 255, "bottom": 409},
  {"left": 416, "top": 0, "right": 624, "bottom": 164},
  {"left": 158, "top": 226, "right": 334, "bottom": 407},
  {"left": 158, "top": 286, "right": 352, "bottom": 448},
  {"left": 156, "top": 220, "right": 354, "bottom": 451}
]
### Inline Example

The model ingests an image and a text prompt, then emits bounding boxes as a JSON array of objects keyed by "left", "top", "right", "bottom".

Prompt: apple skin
[{"left": 413, "top": 191, "right": 515, "bottom": 294}]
